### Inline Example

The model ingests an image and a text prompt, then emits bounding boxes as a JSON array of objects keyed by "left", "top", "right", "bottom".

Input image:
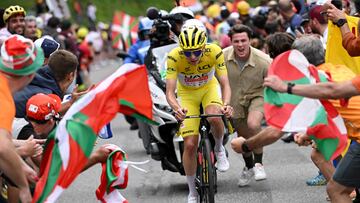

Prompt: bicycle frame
[{"left": 184, "top": 114, "right": 229, "bottom": 203}]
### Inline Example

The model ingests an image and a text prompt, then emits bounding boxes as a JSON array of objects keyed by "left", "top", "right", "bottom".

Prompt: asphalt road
[{"left": 57, "top": 59, "right": 327, "bottom": 203}]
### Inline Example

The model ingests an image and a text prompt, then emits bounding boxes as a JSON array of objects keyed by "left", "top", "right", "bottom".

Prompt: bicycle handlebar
[
  {"left": 178, "top": 114, "right": 234, "bottom": 134},
  {"left": 184, "top": 114, "right": 225, "bottom": 119}
]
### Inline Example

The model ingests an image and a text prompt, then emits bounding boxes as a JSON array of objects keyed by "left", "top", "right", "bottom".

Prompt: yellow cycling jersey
[{"left": 166, "top": 43, "right": 228, "bottom": 89}]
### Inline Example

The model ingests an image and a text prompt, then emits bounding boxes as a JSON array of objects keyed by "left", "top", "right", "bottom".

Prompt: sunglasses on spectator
[{"left": 183, "top": 50, "right": 203, "bottom": 58}]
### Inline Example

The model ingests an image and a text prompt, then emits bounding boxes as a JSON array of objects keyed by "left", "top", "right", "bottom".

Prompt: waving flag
[
  {"left": 111, "top": 11, "right": 139, "bottom": 51},
  {"left": 96, "top": 144, "right": 129, "bottom": 203},
  {"left": 264, "top": 50, "right": 347, "bottom": 161},
  {"left": 32, "top": 64, "right": 155, "bottom": 203},
  {"left": 326, "top": 15, "right": 360, "bottom": 74}
]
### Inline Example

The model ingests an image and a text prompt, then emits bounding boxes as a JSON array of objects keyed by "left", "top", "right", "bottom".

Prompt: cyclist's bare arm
[
  {"left": 217, "top": 74, "right": 233, "bottom": 117},
  {"left": 217, "top": 74, "right": 231, "bottom": 105},
  {"left": 166, "top": 78, "right": 187, "bottom": 120}
]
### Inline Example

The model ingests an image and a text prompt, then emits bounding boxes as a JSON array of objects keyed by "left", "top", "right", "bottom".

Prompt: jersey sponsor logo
[
  {"left": 204, "top": 48, "right": 211, "bottom": 53},
  {"left": 217, "top": 62, "right": 226, "bottom": 69},
  {"left": 198, "top": 64, "right": 211, "bottom": 72},
  {"left": 184, "top": 74, "right": 209, "bottom": 83},
  {"left": 181, "top": 71, "right": 195, "bottom": 75},
  {"left": 182, "top": 130, "right": 194, "bottom": 135},
  {"left": 167, "top": 55, "right": 177, "bottom": 62},
  {"left": 167, "top": 67, "right": 176, "bottom": 73},
  {"left": 215, "top": 51, "right": 223, "bottom": 60}
]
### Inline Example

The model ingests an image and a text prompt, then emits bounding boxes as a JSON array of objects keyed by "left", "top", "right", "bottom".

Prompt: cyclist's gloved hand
[
  {"left": 175, "top": 107, "right": 187, "bottom": 121},
  {"left": 221, "top": 104, "right": 233, "bottom": 118}
]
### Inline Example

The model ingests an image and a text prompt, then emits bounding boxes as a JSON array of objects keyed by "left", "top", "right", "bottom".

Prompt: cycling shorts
[{"left": 177, "top": 83, "right": 223, "bottom": 137}]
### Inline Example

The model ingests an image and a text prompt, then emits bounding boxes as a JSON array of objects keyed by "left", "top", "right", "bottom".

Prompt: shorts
[
  {"left": 234, "top": 96, "right": 264, "bottom": 119},
  {"left": 231, "top": 96, "right": 264, "bottom": 130},
  {"left": 333, "top": 141, "right": 360, "bottom": 188},
  {"left": 177, "top": 83, "right": 222, "bottom": 137}
]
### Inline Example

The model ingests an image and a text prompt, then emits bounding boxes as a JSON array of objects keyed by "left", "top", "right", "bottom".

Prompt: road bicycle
[{"left": 184, "top": 114, "right": 232, "bottom": 203}]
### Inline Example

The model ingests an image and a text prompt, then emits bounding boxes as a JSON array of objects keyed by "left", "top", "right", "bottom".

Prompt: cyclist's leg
[
  {"left": 178, "top": 89, "right": 201, "bottom": 200},
  {"left": 202, "top": 83, "right": 224, "bottom": 152},
  {"left": 203, "top": 84, "right": 229, "bottom": 172}
]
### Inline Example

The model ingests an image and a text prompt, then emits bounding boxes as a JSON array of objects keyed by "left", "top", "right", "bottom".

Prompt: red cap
[
  {"left": 309, "top": 5, "right": 327, "bottom": 24},
  {"left": 26, "top": 93, "right": 61, "bottom": 121}
]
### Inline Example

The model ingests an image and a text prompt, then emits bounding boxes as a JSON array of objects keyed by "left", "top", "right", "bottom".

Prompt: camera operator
[
  {"left": 168, "top": 6, "right": 195, "bottom": 39},
  {"left": 144, "top": 6, "right": 194, "bottom": 89}
]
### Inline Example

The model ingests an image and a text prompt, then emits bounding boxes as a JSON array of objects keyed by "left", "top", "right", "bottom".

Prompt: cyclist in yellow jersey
[{"left": 166, "top": 25, "right": 233, "bottom": 203}]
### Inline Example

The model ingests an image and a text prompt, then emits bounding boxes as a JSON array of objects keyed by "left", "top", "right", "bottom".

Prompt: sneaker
[
  {"left": 306, "top": 174, "right": 327, "bottom": 186},
  {"left": 254, "top": 163, "right": 267, "bottom": 181},
  {"left": 237, "top": 167, "right": 254, "bottom": 187},
  {"left": 187, "top": 194, "right": 198, "bottom": 203},
  {"left": 215, "top": 146, "right": 230, "bottom": 172},
  {"left": 281, "top": 133, "right": 294, "bottom": 143}
]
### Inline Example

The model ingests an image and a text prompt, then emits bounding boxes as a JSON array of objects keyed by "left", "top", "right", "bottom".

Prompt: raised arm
[{"left": 264, "top": 75, "right": 359, "bottom": 99}]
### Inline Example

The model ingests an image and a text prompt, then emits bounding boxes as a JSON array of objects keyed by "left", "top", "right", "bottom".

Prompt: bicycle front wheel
[{"left": 198, "top": 138, "right": 216, "bottom": 203}]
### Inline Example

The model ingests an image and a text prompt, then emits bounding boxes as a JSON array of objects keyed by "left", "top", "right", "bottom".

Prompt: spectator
[
  {"left": 87, "top": 2, "right": 97, "bottom": 30},
  {"left": 265, "top": 32, "right": 295, "bottom": 59},
  {"left": 326, "top": 2, "right": 360, "bottom": 57},
  {"left": 34, "top": 36, "right": 60, "bottom": 65},
  {"left": 278, "top": 0, "right": 303, "bottom": 36},
  {"left": 300, "top": 13, "right": 313, "bottom": 34},
  {"left": 24, "top": 15, "right": 37, "bottom": 41},
  {"left": 309, "top": 5, "right": 328, "bottom": 47},
  {"left": 13, "top": 50, "right": 80, "bottom": 119},
  {"left": 58, "top": 20, "right": 79, "bottom": 56},
  {"left": 0, "top": 35, "right": 43, "bottom": 203},
  {"left": 237, "top": 1, "right": 254, "bottom": 29},
  {"left": 263, "top": 38, "right": 360, "bottom": 203},
  {"left": 223, "top": 24, "right": 272, "bottom": 186},
  {"left": 42, "top": 16, "right": 60, "bottom": 42},
  {"left": 73, "top": 0, "right": 83, "bottom": 24},
  {"left": 0, "top": 5, "right": 26, "bottom": 44},
  {"left": 124, "top": 17, "right": 152, "bottom": 65}
]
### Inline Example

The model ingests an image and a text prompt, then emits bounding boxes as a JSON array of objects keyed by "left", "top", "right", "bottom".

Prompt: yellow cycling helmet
[
  {"left": 179, "top": 26, "right": 207, "bottom": 51},
  {"left": 3, "top": 5, "right": 26, "bottom": 22}
]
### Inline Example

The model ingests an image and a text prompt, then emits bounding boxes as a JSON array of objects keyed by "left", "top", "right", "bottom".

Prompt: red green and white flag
[
  {"left": 111, "top": 11, "right": 139, "bottom": 51},
  {"left": 264, "top": 50, "right": 348, "bottom": 161},
  {"left": 32, "top": 64, "right": 155, "bottom": 203},
  {"left": 96, "top": 144, "right": 129, "bottom": 203}
]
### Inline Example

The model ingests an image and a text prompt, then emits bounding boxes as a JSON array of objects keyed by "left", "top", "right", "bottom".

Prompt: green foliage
[
  {"left": 0, "top": 0, "right": 175, "bottom": 24},
  {"left": 1, "top": 0, "right": 262, "bottom": 24}
]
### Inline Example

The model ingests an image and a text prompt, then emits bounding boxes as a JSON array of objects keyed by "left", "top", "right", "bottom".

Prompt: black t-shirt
[{"left": 17, "top": 124, "right": 35, "bottom": 140}]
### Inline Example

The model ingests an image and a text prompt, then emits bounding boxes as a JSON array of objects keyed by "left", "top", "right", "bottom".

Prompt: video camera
[{"left": 146, "top": 7, "right": 183, "bottom": 43}]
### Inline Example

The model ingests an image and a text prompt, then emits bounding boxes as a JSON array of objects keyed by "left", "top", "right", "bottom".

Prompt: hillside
[{"left": 0, "top": 0, "right": 261, "bottom": 24}]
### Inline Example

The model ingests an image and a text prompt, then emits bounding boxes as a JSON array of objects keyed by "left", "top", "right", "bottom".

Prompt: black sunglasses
[{"left": 183, "top": 50, "right": 202, "bottom": 58}]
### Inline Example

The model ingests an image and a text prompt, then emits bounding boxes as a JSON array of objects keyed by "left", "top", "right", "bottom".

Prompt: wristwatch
[
  {"left": 241, "top": 141, "right": 251, "bottom": 153},
  {"left": 336, "top": 18, "right": 347, "bottom": 27},
  {"left": 287, "top": 83, "right": 295, "bottom": 94}
]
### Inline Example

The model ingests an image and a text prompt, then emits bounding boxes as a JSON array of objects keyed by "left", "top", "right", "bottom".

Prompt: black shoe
[{"left": 281, "top": 133, "right": 294, "bottom": 143}]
